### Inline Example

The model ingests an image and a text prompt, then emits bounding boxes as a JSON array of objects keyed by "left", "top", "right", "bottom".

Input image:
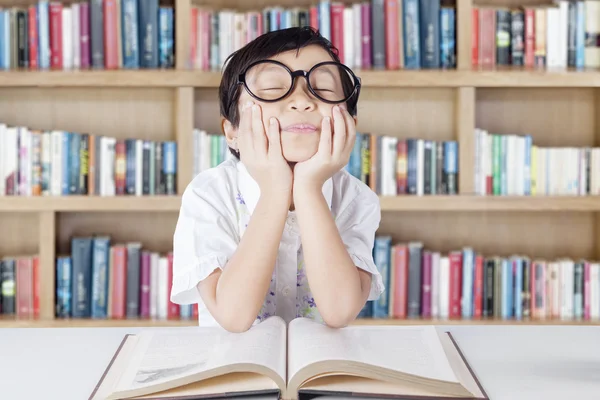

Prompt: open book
[{"left": 89, "top": 316, "right": 488, "bottom": 400}]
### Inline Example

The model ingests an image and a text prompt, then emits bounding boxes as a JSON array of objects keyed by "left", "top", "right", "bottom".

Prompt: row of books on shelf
[
  {"left": 359, "top": 237, "right": 600, "bottom": 321},
  {"left": 193, "top": 128, "right": 459, "bottom": 196},
  {"left": 0, "top": 0, "right": 174, "bottom": 71},
  {"left": 473, "top": 1, "right": 599, "bottom": 69},
  {"left": 190, "top": 0, "right": 456, "bottom": 71},
  {"left": 0, "top": 255, "right": 39, "bottom": 317},
  {"left": 474, "top": 128, "right": 600, "bottom": 196},
  {"left": 55, "top": 237, "right": 195, "bottom": 320},
  {"left": 0, "top": 123, "right": 177, "bottom": 196}
]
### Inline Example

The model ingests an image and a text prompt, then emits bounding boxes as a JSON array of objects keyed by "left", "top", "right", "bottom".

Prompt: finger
[
  {"left": 341, "top": 107, "right": 357, "bottom": 155},
  {"left": 266, "top": 117, "right": 283, "bottom": 157},
  {"left": 332, "top": 105, "right": 346, "bottom": 157},
  {"left": 318, "top": 116, "right": 332, "bottom": 156},
  {"left": 237, "top": 101, "right": 253, "bottom": 152},
  {"left": 251, "top": 104, "right": 267, "bottom": 156}
]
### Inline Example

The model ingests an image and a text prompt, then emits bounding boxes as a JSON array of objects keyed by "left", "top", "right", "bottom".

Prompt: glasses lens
[
  {"left": 244, "top": 61, "right": 292, "bottom": 101},
  {"left": 309, "top": 63, "right": 355, "bottom": 103}
]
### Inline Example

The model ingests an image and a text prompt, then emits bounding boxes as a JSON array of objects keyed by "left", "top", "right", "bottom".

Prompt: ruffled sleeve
[
  {"left": 335, "top": 188, "right": 384, "bottom": 301},
  {"left": 170, "top": 182, "right": 239, "bottom": 305}
]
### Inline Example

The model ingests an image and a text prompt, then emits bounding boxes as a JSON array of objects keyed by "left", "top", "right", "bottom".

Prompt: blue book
[
  {"left": 319, "top": 0, "right": 331, "bottom": 41},
  {"left": 38, "top": 0, "right": 50, "bottom": 69},
  {"left": 62, "top": 132, "right": 70, "bottom": 195},
  {"left": 0, "top": 10, "right": 4, "bottom": 69},
  {"left": 513, "top": 257, "right": 523, "bottom": 320},
  {"left": 1, "top": 10, "right": 9, "bottom": 69},
  {"left": 523, "top": 135, "right": 532, "bottom": 195},
  {"left": 403, "top": 0, "right": 420, "bottom": 69},
  {"left": 163, "top": 141, "right": 177, "bottom": 195},
  {"left": 575, "top": 1, "right": 585, "bottom": 69},
  {"left": 159, "top": 7, "right": 174, "bottom": 68},
  {"left": 440, "top": 7, "right": 455, "bottom": 68},
  {"left": 372, "top": 236, "right": 392, "bottom": 318},
  {"left": 121, "top": 0, "right": 139, "bottom": 68},
  {"left": 56, "top": 256, "right": 72, "bottom": 318},
  {"left": 501, "top": 259, "right": 513, "bottom": 319},
  {"left": 91, "top": 236, "right": 111, "bottom": 319},
  {"left": 461, "top": 248, "right": 474, "bottom": 318},
  {"left": 69, "top": 133, "right": 81, "bottom": 194}
]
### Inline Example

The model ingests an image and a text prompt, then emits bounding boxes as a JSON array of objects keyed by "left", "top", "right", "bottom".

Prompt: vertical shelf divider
[
  {"left": 457, "top": 87, "right": 476, "bottom": 195},
  {"left": 176, "top": 87, "right": 195, "bottom": 195},
  {"left": 39, "top": 211, "right": 56, "bottom": 320}
]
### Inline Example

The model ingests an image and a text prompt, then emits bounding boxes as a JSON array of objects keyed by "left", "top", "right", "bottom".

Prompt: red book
[
  {"left": 524, "top": 8, "right": 535, "bottom": 67},
  {"left": 190, "top": 7, "right": 198, "bottom": 68},
  {"left": 309, "top": 6, "right": 318, "bottom": 31},
  {"left": 33, "top": 256, "right": 40, "bottom": 317},
  {"left": 167, "top": 252, "right": 180, "bottom": 319},
  {"left": 49, "top": 2, "right": 63, "bottom": 69},
  {"left": 16, "top": 257, "right": 34, "bottom": 318},
  {"left": 472, "top": 8, "right": 479, "bottom": 67},
  {"left": 385, "top": 0, "right": 400, "bottom": 69},
  {"left": 201, "top": 11, "right": 212, "bottom": 70},
  {"left": 28, "top": 6, "right": 39, "bottom": 69},
  {"left": 421, "top": 251, "right": 432, "bottom": 318},
  {"left": 392, "top": 244, "right": 408, "bottom": 319},
  {"left": 111, "top": 245, "right": 127, "bottom": 319},
  {"left": 448, "top": 251, "right": 463, "bottom": 319},
  {"left": 478, "top": 8, "right": 495, "bottom": 67},
  {"left": 473, "top": 255, "right": 484, "bottom": 318},
  {"left": 330, "top": 3, "right": 344, "bottom": 63},
  {"left": 80, "top": 2, "right": 91, "bottom": 69},
  {"left": 104, "top": 0, "right": 118, "bottom": 69},
  {"left": 361, "top": 3, "right": 372, "bottom": 68}
]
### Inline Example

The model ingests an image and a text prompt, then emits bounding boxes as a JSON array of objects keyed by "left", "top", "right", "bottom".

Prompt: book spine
[
  {"left": 71, "top": 237, "right": 93, "bottom": 318},
  {"left": 126, "top": 243, "right": 141, "bottom": 318},
  {"left": 373, "top": 236, "right": 391, "bottom": 318},
  {"left": 1, "top": 259, "right": 16, "bottom": 314},
  {"left": 163, "top": 141, "right": 177, "bottom": 195},
  {"left": 440, "top": 7, "right": 456, "bottom": 69},
  {"left": 140, "top": 250, "right": 151, "bottom": 318},
  {"left": 407, "top": 242, "right": 422, "bottom": 318},
  {"left": 91, "top": 236, "right": 110, "bottom": 318},
  {"left": 55, "top": 257, "right": 71, "bottom": 318},
  {"left": 139, "top": 0, "right": 159, "bottom": 68},
  {"left": 28, "top": 6, "right": 38, "bottom": 69},
  {"left": 79, "top": 2, "right": 90, "bottom": 68},
  {"left": 421, "top": 250, "right": 432, "bottom": 318},
  {"left": 419, "top": 0, "right": 439, "bottom": 68},
  {"left": 90, "top": 0, "right": 104, "bottom": 68}
]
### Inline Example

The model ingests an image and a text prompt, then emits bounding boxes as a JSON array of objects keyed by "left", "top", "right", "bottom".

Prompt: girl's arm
[
  {"left": 197, "top": 191, "right": 290, "bottom": 333},
  {"left": 293, "top": 185, "right": 372, "bottom": 328}
]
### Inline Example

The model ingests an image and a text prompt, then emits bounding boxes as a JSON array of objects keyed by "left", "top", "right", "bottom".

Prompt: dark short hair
[{"left": 219, "top": 26, "right": 359, "bottom": 159}]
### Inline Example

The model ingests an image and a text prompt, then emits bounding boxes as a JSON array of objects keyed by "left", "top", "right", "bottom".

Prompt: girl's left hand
[{"left": 293, "top": 105, "right": 356, "bottom": 192}]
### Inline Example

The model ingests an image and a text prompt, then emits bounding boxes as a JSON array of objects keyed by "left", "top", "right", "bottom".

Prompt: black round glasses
[{"left": 237, "top": 60, "right": 362, "bottom": 104}]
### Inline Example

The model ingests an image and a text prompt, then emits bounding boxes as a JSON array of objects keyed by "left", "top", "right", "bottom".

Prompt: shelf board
[
  {"left": 0, "top": 196, "right": 181, "bottom": 212},
  {"left": 0, "top": 195, "right": 599, "bottom": 212},
  {"left": 379, "top": 195, "right": 600, "bottom": 212},
  {"left": 1, "top": 316, "right": 598, "bottom": 328},
  {"left": 4, "top": 68, "right": 600, "bottom": 88}
]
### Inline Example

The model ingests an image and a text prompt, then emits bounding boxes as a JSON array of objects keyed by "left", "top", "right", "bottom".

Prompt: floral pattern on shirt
[{"left": 233, "top": 189, "right": 323, "bottom": 324}]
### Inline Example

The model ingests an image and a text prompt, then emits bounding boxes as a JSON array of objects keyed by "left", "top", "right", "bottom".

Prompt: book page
[
  {"left": 287, "top": 318, "right": 458, "bottom": 385},
  {"left": 113, "top": 316, "right": 287, "bottom": 396}
]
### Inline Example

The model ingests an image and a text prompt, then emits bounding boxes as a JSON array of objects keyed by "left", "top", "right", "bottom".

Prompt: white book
[
  {"left": 72, "top": 3, "right": 80, "bottom": 68},
  {"left": 352, "top": 3, "right": 362, "bottom": 69},
  {"left": 0, "top": 123, "right": 5, "bottom": 196},
  {"left": 585, "top": 0, "right": 600, "bottom": 68},
  {"left": 579, "top": 148, "right": 588, "bottom": 196},
  {"left": 546, "top": 7, "right": 560, "bottom": 68},
  {"left": 591, "top": 148, "right": 600, "bottom": 194},
  {"left": 4, "top": 127, "right": 18, "bottom": 195},
  {"left": 473, "top": 129, "right": 481, "bottom": 195},
  {"left": 558, "top": 1, "right": 569, "bottom": 68},
  {"left": 343, "top": 7, "right": 354, "bottom": 67},
  {"left": 439, "top": 256, "right": 450, "bottom": 319},
  {"left": 50, "top": 131, "right": 63, "bottom": 196},
  {"left": 62, "top": 7, "right": 73, "bottom": 69},
  {"left": 590, "top": 263, "right": 600, "bottom": 320},
  {"left": 430, "top": 251, "right": 440, "bottom": 318},
  {"left": 157, "top": 256, "right": 169, "bottom": 319},
  {"left": 101, "top": 137, "right": 117, "bottom": 196},
  {"left": 150, "top": 252, "right": 159, "bottom": 319},
  {"left": 18, "top": 127, "right": 31, "bottom": 196},
  {"left": 416, "top": 139, "right": 424, "bottom": 195},
  {"left": 135, "top": 139, "right": 143, "bottom": 196}
]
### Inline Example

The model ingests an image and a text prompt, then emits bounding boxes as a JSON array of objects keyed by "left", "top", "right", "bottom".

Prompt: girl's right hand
[{"left": 237, "top": 101, "right": 293, "bottom": 202}]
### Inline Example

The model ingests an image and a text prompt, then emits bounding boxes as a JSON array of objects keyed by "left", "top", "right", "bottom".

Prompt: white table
[{"left": 0, "top": 324, "right": 599, "bottom": 400}]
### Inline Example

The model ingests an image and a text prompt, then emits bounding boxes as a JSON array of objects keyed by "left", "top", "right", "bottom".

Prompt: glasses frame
[{"left": 237, "top": 59, "right": 362, "bottom": 105}]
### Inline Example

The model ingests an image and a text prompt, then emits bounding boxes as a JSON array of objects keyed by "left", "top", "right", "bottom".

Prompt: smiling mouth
[{"left": 281, "top": 123, "right": 318, "bottom": 133}]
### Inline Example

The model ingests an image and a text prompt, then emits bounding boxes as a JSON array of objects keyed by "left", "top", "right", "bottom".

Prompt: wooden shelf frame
[{"left": 0, "top": 0, "right": 599, "bottom": 328}]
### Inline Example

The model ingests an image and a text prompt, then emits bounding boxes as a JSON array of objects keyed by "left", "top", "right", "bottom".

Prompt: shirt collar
[{"left": 236, "top": 159, "right": 334, "bottom": 214}]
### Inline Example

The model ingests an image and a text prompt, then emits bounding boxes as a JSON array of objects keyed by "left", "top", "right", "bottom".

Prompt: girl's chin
[{"left": 282, "top": 148, "right": 317, "bottom": 163}]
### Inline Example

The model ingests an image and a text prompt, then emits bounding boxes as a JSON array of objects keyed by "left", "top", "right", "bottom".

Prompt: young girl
[{"left": 170, "top": 26, "right": 384, "bottom": 333}]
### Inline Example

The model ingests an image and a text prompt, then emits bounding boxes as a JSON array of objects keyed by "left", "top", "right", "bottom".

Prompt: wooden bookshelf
[{"left": 0, "top": 0, "right": 599, "bottom": 328}]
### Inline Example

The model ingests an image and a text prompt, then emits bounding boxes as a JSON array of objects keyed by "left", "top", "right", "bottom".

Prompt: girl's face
[{"left": 225, "top": 45, "right": 357, "bottom": 163}]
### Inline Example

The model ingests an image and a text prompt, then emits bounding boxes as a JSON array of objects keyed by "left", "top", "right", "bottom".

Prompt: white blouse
[{"left": 170, "top": 157, "right": 384, "bottom": 327}]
